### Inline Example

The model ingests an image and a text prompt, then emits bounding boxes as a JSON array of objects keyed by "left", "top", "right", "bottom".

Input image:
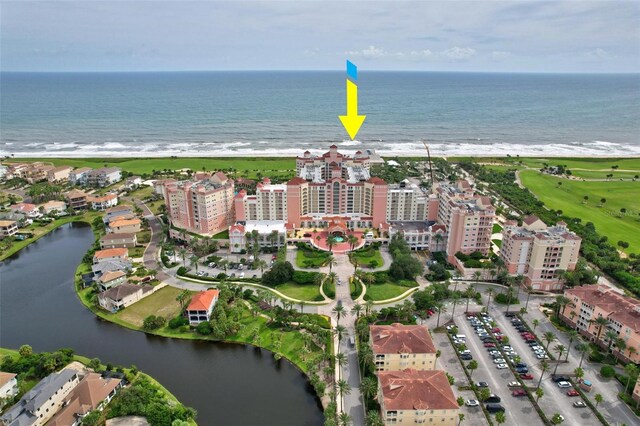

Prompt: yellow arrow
[{"left": 339, "top": 79, "right": 366, "bottom": 140}]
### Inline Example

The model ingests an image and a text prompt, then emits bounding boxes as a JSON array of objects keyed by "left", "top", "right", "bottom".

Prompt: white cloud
[
  {"left": 303, "top": 48, "right": 320, "bottom": 56},
  {"left": 410, "top": 49, "right": 433, "bottom": 58},
  {"left": 345, "top": 45, "right": 387, "bottom": 57},
  {"left": 491, "top": 50, "right": 511, "bottom": 60},
  {"left": 441, "top": 46, "right": 476, "bottom": 60},
  {"left": 584, "top": 48, "right": 610, "bottom": 60}
]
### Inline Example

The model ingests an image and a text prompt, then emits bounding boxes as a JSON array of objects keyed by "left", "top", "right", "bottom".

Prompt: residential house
[
  {"left": 0, "top": 368, "right": 81, "bottom": 426},
  {"left": 98, "top": 283, "right": 154, "bottom": 312},
  {"left": 0, "top": 372, "right": 18, "bottom": 406},
  {"left": 93, "top": 248, "right": 129, "bottom": 264},
  {"left": 100, "top": 233, "right": 138, "bottom": 249},
  {"left": 69, "top": 167, "right": 92, "bottom": 186},
  {"left": 560, "top": 284, "right": 640, "bottom": 363},
  {"left": 124, "top": 176, "right": 143, "bottom": 189},
  {"left": 91, "top": 259, "right": 132, "bottom": 277},
  {"left": 47, "top": 373, "right": 123, "bottom": 426},
  {"left": 0, "top": 165, "right": 8, "bottom": 180},
  {"left": 66, "top": 189, "right": 88, "bottom": 210},
  {"left": 0, "top": 221, "right": 18, "bottom": 239},
  {"left": 46, "top": 166, "right": 73, "bottom": 183},
  {"left": 38, "top": 200, "right": 67, "bottom": 216},
  {"left": 186, "top": 289, "right": 220, "bottom": 325},
  {"left": 153, "top": 179, "right": 176, "bottom": 196},
  {"left": 87, "top": 194, "right": 118, "bottom": 211},
  {"left": 108, "top": 218, "right": 141, "bottom": 234},
  {"left": 10, "top": 203, "right": 40, "bottom": 219},
  {"left": 103, "top": 205, "right": 135, "bottom": 224},
  {"left": 370, "top": 323, "right": 437, "bottom": 371},
  {"left": 97, "top": 270, "right": 127, "bottom": 291},
  {"left": 25, "top": 164, "right": 54, "bottom": 184},
  {"left": 86, "top": 167, "right": 122, "bottom": 187},
  {"left": 377, "top": 369, "right": 459, "bottom": 426}
]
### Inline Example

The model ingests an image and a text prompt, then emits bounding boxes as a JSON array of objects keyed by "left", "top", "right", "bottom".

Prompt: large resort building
[{"left": 500, "top": 216, "right": 581, "bottom": 291}]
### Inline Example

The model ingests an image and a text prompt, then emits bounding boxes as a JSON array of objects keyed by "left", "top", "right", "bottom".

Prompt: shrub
[
  {"left": 494, "top": 293, "right": 520, "bottom": 305},
  {"left": 177, "top": 266, "right": 188, "bottom": 276},
  {"left": 195, "top": 321, "right": 212, "bottom": 335},
  {"left": 142, "top": 315, "right": 166, "bottom": 331},
  {"left": 262, "top": 261, "right": 294, "bottom": 286},
  {"left": 168, "top": 316, "right": 189, "bottom": 329},
  {"left": 292, "top": 270, "right": 320, "bottom": 285},
  {"left": 322, "top": 279, "right": 335, "bottom": 298},
  {"left": 600, "top": 365, "right": 616, "bottom": 378}
]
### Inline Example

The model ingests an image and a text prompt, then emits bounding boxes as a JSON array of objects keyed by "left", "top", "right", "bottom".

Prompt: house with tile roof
[
  {"left": 377, "top": 369, "right": 459, "bottom": 426},
  {"left": 92, "top": 248, "right": 129, "bottom": 264},
  {"left": 87, "top": 194, "right": 118, "bottom": 211},
  {"left": 69, "top": 167, "right": 93, "bottom": 186},
  {"left": 186, "top": 289, "right": 220, "bottom": 325},
  {"left": 38, "top": 200, "right": 67, "bottom": 216},
  {"left": 102, "top": 205, "right": 135, "bottom": 224},
  {"left": 370, "top": 323, "right": 437, "bottom": 371},
  {"left": 560, "top": 284, "right": 640, "bottom": 363},
  {"left": 0, "top": 372, "right": 18, "bottom": 407},
  {"left": 108, "top": 218, "right": 141, "bottom": 234},
  {"left": 47, "top": 372, "right": 123, "bottom": 426},
  {"left": 91, "top": 259, "right": 132, "bottom": 277},
  {"left": 100, "top": 233, "right": 138, "bottom": 249},
  {"left": 0, "top": 369, "right": 81, "bottom": 426},
  {"left": 46, "top": 166, "right": 73, "bottom": 183},
  {"left": 97, "top": 270, "right": 127, "bottom": 291},
  {"left": 9, "top": 203, "right": 40, "bottom": 218},
  {"left": 0, "top": 220, "right": 19, "bottom": 239},
  {"left": 66, "top": 189, "right": 88, "bottom": 210},
  {"left": 98, "top": 284, "right": 154, "bottom": 312}
]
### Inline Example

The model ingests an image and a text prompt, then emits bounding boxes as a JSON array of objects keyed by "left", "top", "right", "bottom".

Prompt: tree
[
  {"left": 583, "top": 195, "right": 589, "bottom": 204},
  {"left": 551, "top": 414, "right": 564, "bottom": 424},
  {"left": 532, "top": 319, "right": 540, "bottom": 332},
  {"left": 326, "top": 236, "right": 337, "bottom": 253},
  {"left": 574, "top": 367, "right": 584, "bottom": 381},
  {"left": 467, "top": 360, "right": 478, "bottom": 378},
  {"left": 435, "top": 302, "right": 448, "bottom": 328},
  {"left": 328, "top": 257, "right": 338, "bottom": 273},
  {"left": 565, "top": 330, "right": 579, "bottom": 361},
  {"left": 337, "top": 379, "right": 351, "bottom": 400},
  {"left": 552, "top": 344, "right": 566, "bottom": 375},
  {"left": 450, "top": 293, "right": 461, "bottom": 319},
  {"left": 473, "top": 270, "right": 482, "bottom": 283},
  {"left": 351, "top": 303, "right": 363, "bottom": 319},
  {"left": 338, "top": 412, "right": 352, "bottom": 426},
  {"left": 600, "top": 198, "right": 607, "bottom": 207},
  {"left": 18, "top": 345, "right": 32, "bottom": 357},
  {"left": 624, "top": 364, "right": 638, "bottom": 393},
  {"left": 576, "top": 343, "right": 589, "bottom": 369},
  {"left": 479, "top": 388, "right": 491, "bottom": 402},
  {"left": 178, "top": 247, "right": 188, "bottom": 266},
  {"left": 592, "top": 316, "right": 609, "bottom": 343},
  {"left": 495, "top": 412, "right": 506, "bottom": 425},
  {"left": 176, "top": 290, "right": 191, "bottom": 310},
  {"left": 537, "top": 360, "right": 549, "bottom": 389},
  {"left": 361, "top": 376, "right": 378, "bottom": 401},
  {"left": 332, "top": 304, "right": 346, "bottom": 326},
  {"left": 88, "top": 358, "right": 102, "bottom": 371},
  {"left": 594, "top": 393, "right": 603, "bottom": 407},
  {"left": 458, "top": 413, "right": 465, "bottom": 426},
  {"left": 365, "top": 411, "right": 384, "bottom": 426},
  {"left": 535, "top": 387, "right": 544, "bottom": 401},
  {"left": 554, "top": 295, "right": 570, "bottom": 318},
  {"left": 543, "top": 331, "right": 556, "bottom": 353},
  {"left": 605, "top": 330, "right": 618, "bottom": 352},
  {"left": 335, "top": 324, "right": 347, "bottom": 344},
  {"left": 485, "top": 288, "right": 494, "bottom": 310}
]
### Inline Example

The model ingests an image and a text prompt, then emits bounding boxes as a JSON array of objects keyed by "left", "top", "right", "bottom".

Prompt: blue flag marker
[{"left": 346, "top": 60, "right": 357, "bottom": 81}]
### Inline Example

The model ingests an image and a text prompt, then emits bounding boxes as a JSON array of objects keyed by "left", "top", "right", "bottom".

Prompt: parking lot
[
  {"left": 193, "top": 252, "right": 275, "bottom": 280},
  {"left": 488, "top": 307, "right": 601, "bottom": 426},
  {"left": 455, "top": 312, "right": 545, "bottom": 426}
]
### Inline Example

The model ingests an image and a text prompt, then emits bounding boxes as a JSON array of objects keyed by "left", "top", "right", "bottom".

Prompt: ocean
[{"left": 1, "top": 71, "right": 639, "bottom": 158}]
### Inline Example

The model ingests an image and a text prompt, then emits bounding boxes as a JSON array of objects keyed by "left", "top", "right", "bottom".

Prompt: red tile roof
[
  {"left": 10, "top": 203, "right": 37, "bottom": 212},
  {"left": 566, "top": 285, "right": 640, "bottom": 333},
  {"left": 187, "top": 289, "right": 220, "bottom": 311},
  {"left": 367, "top": 177, "right": 386, "bottom": 185},
  {"left": 94, "top": 248, "right": 129, "bottom": 259},
  {"left": 287, "top": 177, "right": 307, "bottom": 185},
  {"left": 378, "top": 369, "right": 459, "bottom": 411},
  {"left": 370, "top": 323, "right": 436, "bottom": 354},
  {"left": 0, "top": 372, "right": 16, "bottom": 388},
  {"left": 523, "top": 215, "right": 540, "bottom": 225}
]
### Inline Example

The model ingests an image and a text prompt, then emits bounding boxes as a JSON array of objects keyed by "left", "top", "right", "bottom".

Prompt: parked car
[
  {"left": 496, "top": 363, "right": 508, "bottom": 369},
  {"left": 516, "top": 367, "right": 529, "bottom": 374},
  {"left": 512, "top": 389, "right": 527, "bottom": 397},
  {"left": 485, "top": 403, "right": 505, "bottom": 413},
  {"left": 566, "top": 390, "right": 580, "bottom": 397},
  {"left": 552, "top": 376, "right": 570, "bottom": 383},
  {"left": 573, "top": 401, "right": 587, "bottom": 408},
  {"left": 460, "top": 354, "right": 473, "bottom": 361},
  {"left": 515, "top": 363, "right": 527, "bottom": 369},
  {"left": 476, "top": 381, "right": 489, "bottom": 388},
  {"left": 484, "top": 343, "right": 496, "bottom": 348},
  {"left": 520, "top": 373, "right": 534, "bottom": 380},
  {"left": 557, "top": 381, "right": 572, "bottom": 388},
  {"left": 493, "top": 358, "right": 506, "bottom": 364},
  {"left": 465, "top": 399, "right": 479, "bottom": 407},
  {"left": 507, "top": 381, "right": 520, "bottom": 387},
  {"left": 485, "top": 395, "right": 501, "bottom": 403}
]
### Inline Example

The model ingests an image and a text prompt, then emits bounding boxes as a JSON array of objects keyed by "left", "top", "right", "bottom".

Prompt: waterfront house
[
  {"left": 0, "top": 368, "right": 81, "bottom": 426},
  {"left": 66, "top": 189, "right": 89, "bottom": 210},
  {"left": 93, "top": 248, "right": 129, "bottom": 264},
  {"left": 370, "top": 323, "right": 437, "bottom": 371},
  {"left": 10, "top": 203, "right": 40, "bottom": 218},
  {"left": 97, "top": 270, "right": 127, "bottom": 291},
  {"left": 91, "top": 259, "right": 132, "bottom": 277},
  {"left": 100, "top": 232, "right": 138, "bottom": 249},
  {"left": 0, "top": 220, "right": 19, "bottom": 239},
  {"left": 98, "top": 283, "right": 154, "bottom": 312},
  {"left": 47, "top": 372, "right": 123, "bottom": 426},
  {"left": 87, "top": 194, "right": 118, "bottom": 211},
  {"left": 377, "top": 369, "right": 459, "bottom": 426},
  {"left": 69, "top": 167, "right": 92, "bottom": 186},
  {"left": 38, "top": 200, "right": 67, "bottom": 216},
  {"left": 186, "top": 289, "right": 220, "bottom": 325},
  {"left": 0, "top": 372, "right": 18, "bottom": 406},
  {"left": 103, "top": 205, "right": 135, "bottom": 224},
  {"left": 46, "top": 166, "right": 73, "bottom": 183},
  {"left": 108, "top": 217, "right": 142, "bottom": 234},
  {"left": 86, "top": 167, "right": 122, "bottom": 187}
]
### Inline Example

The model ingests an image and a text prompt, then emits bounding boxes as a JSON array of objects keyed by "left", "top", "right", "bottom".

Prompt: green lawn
[
  {"left": 350, "top": 249, "right": 384, "bottom": 268},
  {"left": 296, "top": 249, "right": 330, "bottom": 268},
  {"left": 128, "top": 246, "right": 146, "bottom": 258},
  {"left": 564, "top": 170, "right": 640, "bottom": 180},
  {"left": 114, "top": 286, "right": 187, "bottom": 327},
  {"left": 365, "top": 280, "right": 418, "bottom": 301},
  {"left": 492, "top": 223, "right": 503, "bottom": 234},
  {"left": 492, "top": 239, "right": 502, "bottom": 248},
  {"left": 128, "top": 185, "right": 154, "bottom": 199},
  {"left": 517, "top": 157, "right": 640, "bottom": 171},
  {"left": 212, "top": 229, "right": 229, "bottom": 239},
  {"left": 275, "top": 282, "right": 323, "bottom": 301},
  {"left": 9, "top": 157, "right": 296, "bottom": 178},
  {"left": 520, "top": 170, "right": 640, "bottom": 254}
]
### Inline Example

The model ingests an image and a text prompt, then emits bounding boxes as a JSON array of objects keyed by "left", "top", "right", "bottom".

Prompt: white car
[
  {"left": 465, "top": 399, "right": 479, "bottom": 407},
  {"left": 508, "top": 381, "right": 520, "bottom": 387},
  {"left": 496, "top": 363, "right": 508, "bottom": 369},
  {"left": 493, "top": 358, "right": 506, "bottom": 364},
  {"left": 557, "top": 381, "right": 572, "bottom": 388},
  {"left": 459, "top": 350, "right": 471, "bottom": 355},
  {"left": 239, "top": 272, "right": 245, "bottom": 278},
  {"left": 536, "top": 354, "right": 549, "bottom": 359}
]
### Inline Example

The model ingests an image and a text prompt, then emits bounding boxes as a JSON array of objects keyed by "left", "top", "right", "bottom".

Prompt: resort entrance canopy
[{"left": 327, "top": 219, "right": 348, "bottom": 236}]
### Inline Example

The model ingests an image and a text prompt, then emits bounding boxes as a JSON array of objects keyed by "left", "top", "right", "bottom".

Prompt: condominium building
[
  {"left": 235, "top": 178, "right": 287, "bottom": 221},
  {"left": 86, "top": 167, "right": 122, "bottom": 187},
  {"left": 560, "top": 284, "right": 640, "bottom": 363},
  {"left": 500, "top": 216, "right": 581, "bottom": 291},
  {"left": 69, "top": 167, "right": 92, "bottom": 186},
  {"left": 229, "top": 221, "right": 286, "bottom": 253},
  {"left": 162, "top": 172, "right": 235, "bottom": 236},
  {"left": 388, "top": 222, "right": 447, "bottom": 252},
  {"left": 435, "top": 180, "right": 495, "bottom": 261},
  {"left": 386, "top": 180, "right": 438, "bottom": 222},
  {"left": 370, "top": 323, "right": 437, "bottom": 371},
  {"left": 377, "top": 369, "right": 459, "bottom": 426},
  {"left": 46, "top": 166, "right": 73, "bottom": 183}
]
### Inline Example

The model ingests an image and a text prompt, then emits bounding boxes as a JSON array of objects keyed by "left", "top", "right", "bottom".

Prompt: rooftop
[
  {"left": 566, "top": 284, "right": 640, "bottom": 333},
  {"left": 378, "top": 369, "right": 458, "bottom": 411},
  {"left": 101, "top": 232, "right": 137, "bottom": 241},
  {"left": 110, "top": 218, "right": 141, "bottom": 228},
  {"left": 94, "top": 248, "right": 129, "bottom": 259},
  {"left": 187, "top": 289, "right": 220, "bottom": 311},
  {"left": 370, "top": 323, "right": 436, "bottom": 354}
]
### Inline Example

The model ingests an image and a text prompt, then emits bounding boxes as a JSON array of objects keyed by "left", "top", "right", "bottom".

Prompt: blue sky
[{"left": 1, "top": 1, "right": 639, "bottom": 72}]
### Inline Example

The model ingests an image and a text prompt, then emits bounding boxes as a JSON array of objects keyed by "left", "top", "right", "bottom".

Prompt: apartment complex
[
  {"left": 560, "top": 284, "right": 640, "bottom": 363},
  {"left": 229, "top": 221, "right": 286, "bottom": 253},
  {"left": 162, "top": 172, "right": 235, "bottom": 236},
  {"left": 500, "top": 216, "right": 582, "bottom": 291},
  {"left": 370, "top": 323, "right": 437, "bottom": 371},
  {"left": 86, "top": 167, "right": 122, "bottom": 187},
  {"left": 377, "top": 369, "right": 459, "bottom": 426},
  {"left": 235, "top": 179, "right": 287, "bottom": 221},
  {"left": 435, "top": 180, "right": 495, "bottom": 261}
]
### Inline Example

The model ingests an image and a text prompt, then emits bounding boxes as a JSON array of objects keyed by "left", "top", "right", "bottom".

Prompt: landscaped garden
[
  {"left": 349, "top": 242, "right": 384, "bottom": 268},
  {"left": 274, "top": 281, "right": 323, "bottom": 301},
  {"left": 295, "top": 242, "right": 331, "bottom": 268},
  {"left": 364, "top": 280, "right": 417, "bottom": 301}
]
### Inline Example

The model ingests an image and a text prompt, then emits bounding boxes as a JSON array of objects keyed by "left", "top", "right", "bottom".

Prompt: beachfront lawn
[
  {"left": 520, "top": 170, "right": 640, "bottom": 254},
  {"left": 517, "top": 157, "right": 640, "bottom": 172},
  {"left": 364, "top": 280, "right": 418, "bottom": 302},
  {"left": 274, "top": 281, "right": 323, "bottom": 301},
  {"left": 350, "top": 247, "right": 384, "bottom": 268},
  {"left": 296, "top": 247, "right": 330, "bottom": 268},
  {"left": 16, "top": 157, "right": 296, "bottom": 178},
  {"left": 115, "top": 286, "right": 188, "bottom": 327}
]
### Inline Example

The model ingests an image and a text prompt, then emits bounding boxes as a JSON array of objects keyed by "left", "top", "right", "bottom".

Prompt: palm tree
[
  {"left": 435, "top": 303, "right": 448, "bottom": 327},
  {"left": 190, "top": 255, "right": 199, "bottom": 273},
  {"left": 594, "top": 393, "right": 603, "bottom": 407},
  {"left": 327, "top": 235, "right": 337, "bottom": 253},
  {"left": 337, "top": 379, "right": 351, "bottom": 400},
  {"left": 332, "top": 304, "right": 346, "bottom": 326},
  {"left": 465, "top": 285, "right": 475, "bottom": 313},
  {"left": 592, "top": 316, "right": 609, "bottom": 344},
  {"left": 552, "top": 344, "right": 566, "bottom": 375},
  {"left": 543, "top": 331, "right": 556, "bottom": 353},
  {"left": 176, "top": 290, "right": 191, "bottom": 310},
  {"left": 360, "top": 376, "right": 378, "bottom": 401},
  {"left": 576, "top": 343, "right": 589, "bottom": 369},
  {"left": 351, "top": 303, "right": 363, "bottom": 319},
  {"left": 624, "top": 364, "right": 638, "bottom": 393},
  {"left": 358, "top": 345, "right": 374, "bottom": 373},
  {"left": 457, "top": 413, "right": 465, "bottom": 426},
  {"left": 328, "top": 271, "right": 338, "bottom": 288},
  {"left": 178, "top": 247, "right": 188, "bottom": 266},
  {"left": 485, "top": 288, "right": 494, "bottom": 310},
  {"left": 328, "top": 257, "right": 337, "bottom": 273},
  {"left": 255, "top": 259, "right": 268, "bottom": 274},
  {"left": 537, "top": 360, "right": 549, "bottom": 389},
  {"left": 555, "top": 295, "right": 570, "bottom": 318},
  {"left": 338, "top": 412, "right": 352, "bottom": 426},
  {"left": 467, "top": 360, "right": 478, "bottom": 378},
  {"left": 604, "top": 330, "right": 618, "bottom": 352},
  {"left": 628, "top": 346, "right": 637, "bottom": 361},
  {"left": 335, "top": 324, "right": 347, "bottom": 344},
  {"left": 335, "top": 352, "right": 347, "bottom": 380},
  {"left": 450, "top": 293, "right": 461, "bottom": 319},
  {"left": 532, "top": 319, "right": 540, "bottom": 332},
  {"left": 473, "top": 270, "right": 482, "bottom": 283},
  {"left": 218, "top": 259, "right": 229, "bottom": 273},
  {"left": 565, "top": 330, "right": 578, "bottom": 361},
  {"left": 365, "top": 411, "right": 384, "bottom": 426}
]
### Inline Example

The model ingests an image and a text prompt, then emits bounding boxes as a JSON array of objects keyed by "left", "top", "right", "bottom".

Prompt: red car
[
  {"left": 512, "top": 389, "right": 527, "bottom": 397},
  {"left": 483, "top": 343, "right": 496, "bottom": 348},
  {"left": 520, "top": 373, "right": 534, "bottom": 380},
  {"left": 492, "top": 328, "right": 501, "bottom": 333},
  {"left": 566, "top": 390, "right": 580, "bottom": 397},
  {"left": 495, "top": 335, "right": 503, "bottom": 341}
]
